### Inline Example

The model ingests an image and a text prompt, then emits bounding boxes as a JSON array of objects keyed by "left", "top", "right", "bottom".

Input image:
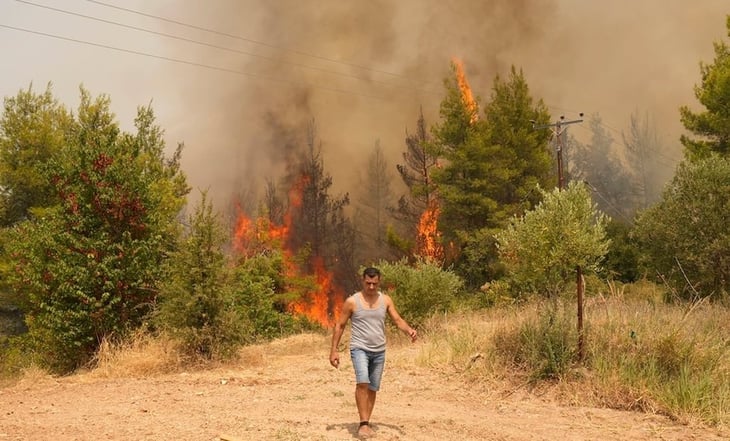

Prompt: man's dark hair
[{"left": 362, "top": 267, "right": 381, "bottom": 278}]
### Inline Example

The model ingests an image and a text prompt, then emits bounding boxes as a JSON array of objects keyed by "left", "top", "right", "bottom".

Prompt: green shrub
[
  {"left": 632, "top": 155, "right": 730, "bottom": 302},
  {"left": 3, "top": 93, "right": 188, "bottom": 373},
  {"left": 375, "top": 258, "right": 463, "bottom": 328},
  {"left": 154, "top": 193, "right": 248, "bottom": 360},
  {"left": 231, "top": 252, "right": 314, "bottom": 340}
]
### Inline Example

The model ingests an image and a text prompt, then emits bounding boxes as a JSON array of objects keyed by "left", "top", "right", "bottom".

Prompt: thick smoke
[{"left": 158, "top": 0, "right": 728, "bottom": 212}]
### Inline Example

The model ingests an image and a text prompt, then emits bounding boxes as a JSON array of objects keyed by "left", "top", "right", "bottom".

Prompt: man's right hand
[{"left": 329, "top": 352, "right": 340, "bottom": 368}]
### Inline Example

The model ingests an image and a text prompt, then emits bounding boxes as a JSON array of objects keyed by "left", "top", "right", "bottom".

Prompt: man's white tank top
[{"left": 350, "top": 292, "right": 387, "bottom": 352}]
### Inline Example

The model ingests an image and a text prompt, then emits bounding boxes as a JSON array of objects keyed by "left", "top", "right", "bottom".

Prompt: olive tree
[{"left": 495, "top": 181, "right": 610, "bottom": 298}]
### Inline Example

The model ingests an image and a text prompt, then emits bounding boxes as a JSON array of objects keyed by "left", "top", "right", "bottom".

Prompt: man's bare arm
[
  {"left": 330, "top": 297, "right": 354, "bottom": 368},
  {"left": 385, "top": 295, "right": 417, "bottom": 342}
]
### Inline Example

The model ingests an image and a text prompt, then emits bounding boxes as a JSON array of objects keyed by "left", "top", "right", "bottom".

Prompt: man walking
[{"left": 329, "top": 267, "right": 418, "bottom": 438}]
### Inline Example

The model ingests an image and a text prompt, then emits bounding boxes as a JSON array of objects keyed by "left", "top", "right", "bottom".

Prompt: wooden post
[{"left": 576, "top": 265, "right": 584, "bottom": 362}]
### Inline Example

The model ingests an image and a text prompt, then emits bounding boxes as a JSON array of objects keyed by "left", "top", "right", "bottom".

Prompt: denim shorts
[{"left": 350, "top": 348, "right": 386, "bottom": 391}]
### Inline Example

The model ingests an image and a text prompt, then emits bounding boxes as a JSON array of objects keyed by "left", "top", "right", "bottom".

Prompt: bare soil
[{"left": 1, "top": 334, "right": 727, "bottom": 441}]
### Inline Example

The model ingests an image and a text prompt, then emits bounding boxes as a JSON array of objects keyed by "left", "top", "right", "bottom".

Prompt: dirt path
[{"left": 1, "top": 334, "right": 727, "bottom": 441}]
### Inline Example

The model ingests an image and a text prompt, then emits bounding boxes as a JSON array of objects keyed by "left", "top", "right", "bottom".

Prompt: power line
[
  {"left": 4, "top": 2, "right": 690, "bottom": 169},
  {"left": 84, "top": 0, "right": 442, "bottom": 90},
  {"left": 0, "top": 23, "right": 420, "bottom": 103},
  {"left": 15, "top": 0, "right": 441, "bottom": 97}
]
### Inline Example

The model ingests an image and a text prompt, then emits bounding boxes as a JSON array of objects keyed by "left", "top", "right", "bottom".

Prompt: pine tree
[
  {"left": 392, "top": 107, "right": 439, "bottom": 233},
  {"left": 622, "top": 110, "right": 667, "bottom": 210},
  {"left": 354, "top": 140, "right": 397, "bottom": 263},
  {"left": 569, "top": 114, "right": 632, "bottom": 220},
  {"left": 287, "top": 120, "right": 357, "bottom": 294},
  {"left": 430, "top": 65, "right": 553, "bottom": 286},
  {"left": 679, "top": 16, "right": 730, "bottom": 160}
]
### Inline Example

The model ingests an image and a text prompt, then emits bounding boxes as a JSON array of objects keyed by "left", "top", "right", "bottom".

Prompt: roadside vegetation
[
  {"left": 1, "top": 11, "right": 729, "bottom": 433},
  {"left": 418, "top": 282, "right": 730, "bottom": 426}
]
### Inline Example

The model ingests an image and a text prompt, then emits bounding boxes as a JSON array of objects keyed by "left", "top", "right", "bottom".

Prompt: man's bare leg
[
  {"left": 355, "top": 383, "right": 376, "bottom": 437},
  {"left": 367, "top": 389, "right": 377, "bottom": 419}
]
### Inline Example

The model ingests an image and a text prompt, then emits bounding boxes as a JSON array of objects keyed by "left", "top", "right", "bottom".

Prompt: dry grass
[
  {"left": 3, "top": 285, "right": 727, "bottom": 428},
  {"left": 2, "top": 364, "right": 57, "bottom": 390},
  {"left": 584, "top": 291, "right": 730, "bottom": 425},
  {"left": 88, "top": 330, "right": 185, "bottom": 379},
  {"left": 415, "top": 307, "right": 524, "bottom": 383},
  {"left": 415, "top": 288, "right": 729, "bottom": 427},
  {"left": 87, "top": 330, "right": 334, "bottom": 378}
]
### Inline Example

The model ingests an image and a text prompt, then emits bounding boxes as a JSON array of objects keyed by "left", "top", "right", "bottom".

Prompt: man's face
[{"left": 363, "top": 275, "right": 380, "bottom": 294}]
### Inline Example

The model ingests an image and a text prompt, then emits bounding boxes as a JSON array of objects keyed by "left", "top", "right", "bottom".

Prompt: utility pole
[
  {"left": 531, "top": 114, "right": 583, "bottom": 190},
  {"left": 532, "top": 113, "right": 587, "bottom": 362}
]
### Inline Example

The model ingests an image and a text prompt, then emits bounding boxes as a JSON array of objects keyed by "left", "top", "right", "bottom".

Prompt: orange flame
[
  {"left": 416, "top": 200, "right": 444, "bottom": 262},
  {"left": 233, "top": 174, "right": 342, "bottom": 327},
  {"left": 233, "top": 207, "right": 288, "bottom": 258},
  {"left": 452, "top": 57, "right": 478, "bottom": 124},
  {"left": 289, "top": 257, "right": 342, "bottom": 326}
]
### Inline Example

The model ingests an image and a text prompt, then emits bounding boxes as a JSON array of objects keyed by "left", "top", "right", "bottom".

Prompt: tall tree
[
  {"left": 398, "top": 107, "right": 439, "bottom": 214},
  {"left": 434, "top": 65, "right": 553, "bottom": 233},
  {"left": 288, "top": 121, "right": 349, "bottom": 258},
  {"left": 391, "top": 108, "right": 439, "bottom": 242},
  {"left": 0, "top": 84, "right": 72, "bottom": 226},
  {"left": 287, "top": 120, "right": 357, "bottom": 292},
  {"left": 354, "top": 140, "right": 396, "bottom": 263},
  {"left": 569, "top": 114, "right": 633, "bottom": 220},
  {"left": 679, "top": 15, "right": 730, "bottom": 160},
  {"left": 622, "top": 110, "right": 667, "bottom": 210},
  {"left": 431, "top": 64, "right": 553, "bottom": 286},
  {"left": 4, "top": 88, "right": 189, "bottom": 372}
]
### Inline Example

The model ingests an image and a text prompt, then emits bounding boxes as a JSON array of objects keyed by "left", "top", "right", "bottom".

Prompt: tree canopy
[
  {"left": 0, "top": 84, "right": 72, "bottom": 226},
  {"left": 679, "top": 15, "right": 730, "bottom": 160},
  {"left": 495, "top": 181, "right": 610, "bottom": 298},
  {"left": 2, "top": 87, "right": 189, "bottom": 372},
  {"left": 430, "top": 64, "right": 554, "bottom": 287},
  {"left": 633, "top": 154, "right": 730, "bottom": 302}
]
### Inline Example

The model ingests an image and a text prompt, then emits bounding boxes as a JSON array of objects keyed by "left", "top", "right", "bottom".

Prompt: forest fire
[
  {"left": 289, "top": 256, "right": 338, "bottom": 326},
  {"left": 452, "top": 57, "right": 479, "bottom": 124},
  {"left": 232, "top": 175, "right": 342, "bottom": 328},
  {"left": 416, "top": 200, "right": 444, "bottom": 262},
  {"left": 232, "top": 213, "right": 288, "bottom": 259}
]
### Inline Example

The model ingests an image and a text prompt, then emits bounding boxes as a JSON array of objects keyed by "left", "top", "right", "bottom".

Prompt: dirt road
[{"left": 0, "top": 334, "right": 726, "bottom": 440}]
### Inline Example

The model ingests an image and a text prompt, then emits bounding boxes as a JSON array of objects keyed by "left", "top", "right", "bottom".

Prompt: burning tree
[
  {"left": 391, "top": 107, "right": 442, "bottom": 262},
  {"left": 393, "top": 108, "right": 439, "bottom": 230},
  {"left": 453, "top": 57, "right": 479, "bottom": 125},
  {"left": 430, "top": 62, "right": 554, "bottom": 287},
  {"left": 233, "top": 120, "right": 356, "bottom": 327}
]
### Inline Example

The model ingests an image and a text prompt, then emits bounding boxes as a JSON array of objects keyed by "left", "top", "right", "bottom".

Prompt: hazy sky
[{"left": 2, "top": 0, "right": 728, "bottom": 211}]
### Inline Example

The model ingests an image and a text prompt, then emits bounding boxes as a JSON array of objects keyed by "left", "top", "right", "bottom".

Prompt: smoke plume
[{"left": 156, "top": 0, "right": 728, "bottom": 211}]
